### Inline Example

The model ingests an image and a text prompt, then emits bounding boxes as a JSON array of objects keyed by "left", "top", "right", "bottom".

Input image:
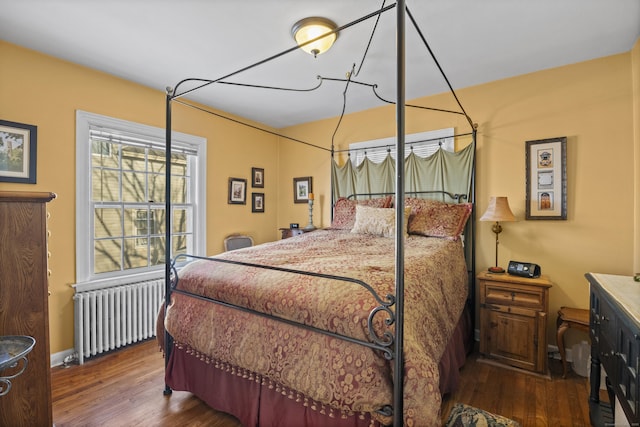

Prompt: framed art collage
[{"left": 525, "top": 136, "right": 567, "bottom": 220}]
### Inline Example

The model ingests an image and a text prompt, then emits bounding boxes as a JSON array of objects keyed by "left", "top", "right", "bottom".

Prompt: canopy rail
[
  {"left": 347, "top": 190, "right": 467, "bottom": 203},
  {"left": 405, "top": 6, "right": 475, "bottom": 130},
  {"left": 168, "top": 3, "right": 397, "bottom": 101},
  {"left": 334, "top": 130, "right": 475, "bottom": 156},
  {"left": 171, "top": 98, "right": 332, "bottom": 153}
]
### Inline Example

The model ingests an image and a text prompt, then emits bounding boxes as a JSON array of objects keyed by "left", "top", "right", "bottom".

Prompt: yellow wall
[
  {"left": 2, "top": 37, "right": 639, "bottom": 355},
  {"left": 280, "top": 47, "right": 639, "bottom": 348},
  {"left": 0, "top": 41, "right": 280, "bottom": 354}
]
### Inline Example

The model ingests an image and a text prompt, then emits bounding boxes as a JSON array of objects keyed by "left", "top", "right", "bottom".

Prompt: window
[
  {"left": 349, "top": 128, "right": 454, "bottom": 166},
  {"left": 76, "top": 111, "right": 206, "bottom": 287}
]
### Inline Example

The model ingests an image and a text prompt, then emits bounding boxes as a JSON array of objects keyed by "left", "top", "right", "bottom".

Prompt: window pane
[
  {"left": 173, "top": 235, "right": 189, "bottom": 257},
  {"left": 91, "top": 139, "right": 120, "bottom": 168},
  {"left": 173, "top": 208, "right": 191, "bottom": 233},
  {"left": 148, "top": 149, "right": 165, "bottom": 168},
  {"left": 149, "top": 173, "right": 166, "bottom": 203},
  {"left": 171, "top": 153, "right": 188, "bottom": 175},
  {"left": 124, "top": 238, "right": 149, "bottom": 269},
  {"left": 124, "top": 208, "right": 155, "bottom": 237},
  {"left": 122, "top": 171, "right": 147, "bottom": 202},
  {"left": 92, "top": 169, "right": 120, "bottom": 202},
  {"left": 154, "top": 208, "right": 166, "bottom": 234},
  {"left": 149, "top": 236, "right": 165, "bottom": 265},
  {"left": 121, "top": 145, "right": 146, "bottom": 171},
  {"left": 95, "top": 208, "right": 122, "bottom": 238},
  {"left": 94, "top": 239, "right": 122, "bottom": 273},
  {"left": 171, "top": 176, "right": 187, "bottom": 203}
]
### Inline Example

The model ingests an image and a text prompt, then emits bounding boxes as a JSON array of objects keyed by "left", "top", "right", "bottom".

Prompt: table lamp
[
  {"left": 479, "top": 196, "right": 516, "bottom": 273},
  {"left": 304, "top": 192, "right": 316, "bottom": 231}
]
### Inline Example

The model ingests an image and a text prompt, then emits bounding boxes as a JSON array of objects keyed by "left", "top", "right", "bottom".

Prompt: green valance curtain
[{"left": 331, "top": 141, "right": 475, "bottom": 202}]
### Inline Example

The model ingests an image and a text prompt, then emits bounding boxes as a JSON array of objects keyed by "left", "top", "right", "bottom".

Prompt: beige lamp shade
[
  {"left": 479, "top": 196, "right": 516, "bottom": 222},
  {"left": 291, "top": 17, "right": 338, "bottom": 57},
  {"left": 480, "top": 196, "right": 515, "bottom": 273}
]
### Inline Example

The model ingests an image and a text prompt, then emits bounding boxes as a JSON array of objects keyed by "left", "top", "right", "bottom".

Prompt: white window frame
[
  {"left": 349, "top": 128, "right": 454, "bottom": 166},
  {"left": 75, "top": 110, "right": 206, "bottom": 289}
]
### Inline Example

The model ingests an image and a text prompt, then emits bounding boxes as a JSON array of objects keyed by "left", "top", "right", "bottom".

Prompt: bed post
[
  {"left": 469, "top": 126, "right": 478, "bottom": 334},
  {"left": 163, "top": 88, "right": 174, "bottom": 396},
  {"left": 393, "top": 0, "right": 406, "bottom": 425},
  {"left": 330, "top": 146, "right": 335, "bottom": 221}
]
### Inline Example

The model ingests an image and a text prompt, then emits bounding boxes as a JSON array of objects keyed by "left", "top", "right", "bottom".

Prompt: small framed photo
[
  {"left": 252, "top": 167, "right": 264, "bottom": 188},
  {"left": 293, "top": 176, "right": 312, "bottom": 203},
  {"left": 252, "top": 192, "right": 265, "bottom": 213},
  {"left": 525, "top": 136, "right": 567, "bottom": 220},
  {"left": 228, "top": 177, "right": 247, "bottom": 204},
  {"left": 0, "top": 119, "right": 37, "bottom": 184}
]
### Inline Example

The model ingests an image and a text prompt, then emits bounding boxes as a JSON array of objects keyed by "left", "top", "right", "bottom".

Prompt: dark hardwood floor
[{"left": 52, "top": 340, "right": 592, "bottom": 426}]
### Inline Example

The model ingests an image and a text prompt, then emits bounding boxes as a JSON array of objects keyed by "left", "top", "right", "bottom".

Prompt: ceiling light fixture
[{"left": 291, "top": 17, "right": 338, "bottom": 58}]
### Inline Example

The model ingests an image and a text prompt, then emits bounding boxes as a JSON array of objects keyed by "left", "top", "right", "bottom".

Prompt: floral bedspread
[{"left": 164, "top": 229, "right": 468, "bottom": 426}]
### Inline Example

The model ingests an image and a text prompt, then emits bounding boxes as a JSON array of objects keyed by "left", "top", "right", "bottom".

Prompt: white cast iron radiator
[{"left": 73, "top": 279, "right": 165, "bottom": 364}]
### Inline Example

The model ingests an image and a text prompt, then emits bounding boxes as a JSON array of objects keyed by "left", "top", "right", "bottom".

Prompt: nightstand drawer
[
  {"left": 481, "top": 303, "right": 537, "bottom": 318},
  {"left": 483, "top": 281, "right": 546, "bottom": 310}
]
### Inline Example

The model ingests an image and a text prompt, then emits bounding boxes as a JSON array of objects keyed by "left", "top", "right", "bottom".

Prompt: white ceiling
[{"left": 1, "top": 1, "right": 639, "bottom": 128}]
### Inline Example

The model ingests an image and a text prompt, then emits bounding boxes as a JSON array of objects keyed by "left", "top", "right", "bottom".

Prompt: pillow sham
[
  {"left": 350, "top": 205, "right": 411, "bottom": 238},
  {"left": 405, "top": 197, "right": 472, "bottom": 240},
  {"left": 330, "top": 196, "right": 392, "bottom": 230}
]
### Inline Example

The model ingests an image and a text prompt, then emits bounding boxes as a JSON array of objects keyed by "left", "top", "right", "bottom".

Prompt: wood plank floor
[{"left": 52, "top": 340, "right": 592, "bottom": 426}]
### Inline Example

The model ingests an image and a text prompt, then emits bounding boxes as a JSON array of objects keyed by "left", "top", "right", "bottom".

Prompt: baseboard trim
[{"left": 51, "top": 348, "right": 75, "bottom": 367}]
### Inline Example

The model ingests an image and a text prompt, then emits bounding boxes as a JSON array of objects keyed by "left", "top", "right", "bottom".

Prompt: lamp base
[{"left": 488, "top": 266, "right": 505, "bottom": 274}]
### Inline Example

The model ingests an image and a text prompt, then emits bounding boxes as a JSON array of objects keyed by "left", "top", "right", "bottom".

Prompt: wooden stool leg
[{"left": 557, "top": 321, "right": 569, "bottom": 378}]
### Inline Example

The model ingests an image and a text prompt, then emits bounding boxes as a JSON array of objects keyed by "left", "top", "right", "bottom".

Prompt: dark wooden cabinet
[
  {"left": 587, "top": 273, "right": 640, "bottom": 427},
  {"left": 478, "top": 271, "right": 552, "bottom": 374},
  {"left": 0, "top": 191, "right": 56, "bottom": 426}
]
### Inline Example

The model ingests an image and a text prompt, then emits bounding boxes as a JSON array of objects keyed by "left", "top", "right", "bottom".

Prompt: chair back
[{"left": 224, "top": 234, "right": 253, "bottom": 251}]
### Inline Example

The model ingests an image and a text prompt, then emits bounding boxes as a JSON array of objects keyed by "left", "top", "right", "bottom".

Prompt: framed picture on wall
[
  {"left": 228, "top": 177, "right": 247, "bottom": 204},
  {"left": 525, "top": 136, "right": 567, "bottom": 220},
  {"left": 252, "top": 192, "right": 265, "bottom": 213},
  {"left": 0, "top": 119, "right": 37, "bottom": 184},
  {"left": 293, "top": 176, "right": 312, "bottom": 203},
  {"left": 252, "top": 167, "right": 264, "bottom": 188}
]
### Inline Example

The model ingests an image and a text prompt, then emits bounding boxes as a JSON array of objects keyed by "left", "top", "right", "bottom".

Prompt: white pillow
[{"left": 351, "top": 205, "right": 411, "bottom": 238}]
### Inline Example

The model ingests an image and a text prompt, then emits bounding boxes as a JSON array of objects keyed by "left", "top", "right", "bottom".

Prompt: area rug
[{"left": 444, "top": 403, "right": 521, "bottom": 427}]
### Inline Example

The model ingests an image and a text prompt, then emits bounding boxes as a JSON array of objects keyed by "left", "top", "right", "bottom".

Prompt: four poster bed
[{"left": 160, "top": 2, "right": 477, "bottom": 426}]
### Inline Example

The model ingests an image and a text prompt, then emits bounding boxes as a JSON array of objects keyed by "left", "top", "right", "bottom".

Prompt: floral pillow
[
  {"left": 330, "top": 196, "right": 392, "bottom": 230},
  {"left": 405, "top": 197, "right": 472, "bottom": 240},
  {"left": 350, "top": 205, "right": 411, "bottom": 238}
]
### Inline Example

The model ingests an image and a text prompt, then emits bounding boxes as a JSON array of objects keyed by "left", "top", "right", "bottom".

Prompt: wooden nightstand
[
  {"left": 279, "top": 227, "right": 313, "bottom": 239},
  {"left": 478, "top": 271, "right": 553, "bottom": 374}
]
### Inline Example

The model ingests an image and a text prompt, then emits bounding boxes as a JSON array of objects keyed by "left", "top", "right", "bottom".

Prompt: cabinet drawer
[{"left": 482, "top": 282, "right": 546, "bottom": 310}]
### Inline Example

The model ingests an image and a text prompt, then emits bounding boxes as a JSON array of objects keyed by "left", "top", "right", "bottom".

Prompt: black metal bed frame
[{"left": 162, "top": 2, "right": 476, "bottom": 425}]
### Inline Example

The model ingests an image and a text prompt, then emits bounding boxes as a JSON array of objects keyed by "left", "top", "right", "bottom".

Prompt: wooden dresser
[
  {"left": 586, "top": 273, "right": 640, "bottom": 427},
  {"left": 0, "top": 191, "right": 56, "bottom": 426},
  {"left": 478, "top": 271, "right": 552, "bottom": 374}
]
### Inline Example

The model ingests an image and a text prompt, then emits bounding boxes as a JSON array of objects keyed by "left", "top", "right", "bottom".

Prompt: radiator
[{"left": 73, "top": 279, "right": 165, "bottom": 364}]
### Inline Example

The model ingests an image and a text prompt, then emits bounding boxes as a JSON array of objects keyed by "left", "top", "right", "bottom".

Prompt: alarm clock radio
[{"left": 507, "top": 261, "right": 541, "bottom": 278}]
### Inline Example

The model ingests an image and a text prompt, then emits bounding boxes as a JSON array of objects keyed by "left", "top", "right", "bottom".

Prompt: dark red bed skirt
[{"left": 164, "top": 306, "right": 472, "bottom": 427}]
